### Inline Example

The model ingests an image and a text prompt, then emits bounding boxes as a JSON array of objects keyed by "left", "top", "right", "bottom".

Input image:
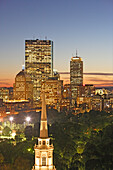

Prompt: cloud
[
  {"left": 94, "top": 83, "right": 113, "bottom": 85},
  {"left": 85, "top": 79, "right": 113, "bottom": 83},
  {"left": 59, "top": 72, "right": 113, "bottom": 76},
  {"left": 0, "top": 79, "right": 12, "bottom": 87},
  {"left": 60, "top": 72, "right": 113, "bottom": 87},
  {"left": 84, "top": 73, "right": 113, "bottom": 76},
  {"left": 0, "top": 82, "right": 10, "bottom": 85},
  {"left": 0, "top": 79, "right": 10, "bottom": 82},
  {"left": 84, "top": 76, "right": 113, "bottom": 87}
]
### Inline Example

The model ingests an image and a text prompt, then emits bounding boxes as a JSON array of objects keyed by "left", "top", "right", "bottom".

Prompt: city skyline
[{"left": 0, "top": 0, "right": 113, "bottom": 87}]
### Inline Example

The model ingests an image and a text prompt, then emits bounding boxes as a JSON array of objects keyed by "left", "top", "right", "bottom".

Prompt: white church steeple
[{"left": 32, "top": 92, "right": 56, "bottom": 170}]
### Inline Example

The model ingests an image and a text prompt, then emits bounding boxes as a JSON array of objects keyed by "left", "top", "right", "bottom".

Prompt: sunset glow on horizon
[
  {"left": 0, "top": 72, "right": 112, "bottom": 88},
  {"left": 0, "top": 0, "right": 113, "bottom": 88}
]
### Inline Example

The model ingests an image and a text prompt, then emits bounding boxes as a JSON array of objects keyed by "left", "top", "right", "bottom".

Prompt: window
[
  {"left": 43, "top": 141, "right": 45, "bottom": 145},
  {"left": 42, "top": 157, "right": 46, "bottom": 166}
]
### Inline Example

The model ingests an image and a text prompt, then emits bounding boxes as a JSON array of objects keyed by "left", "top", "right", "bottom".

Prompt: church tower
[{"left": 32, "top": 92, "right": 56, "bottom": 170}]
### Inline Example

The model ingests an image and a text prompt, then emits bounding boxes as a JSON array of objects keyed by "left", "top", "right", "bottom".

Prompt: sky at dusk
[{"left": 0, "top": 0, "right": 113, "bottom": 87}]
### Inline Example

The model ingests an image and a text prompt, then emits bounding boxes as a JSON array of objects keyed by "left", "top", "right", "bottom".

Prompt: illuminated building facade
[
  {"left": 91, "top": 96, "right": 103, "bottom": 111},
  {"left": 25, "top": 39, "right": 53, "bottom": 105},
  {"left": 63, "top": 84, "right": 71, "bottom": 99},
  {"left": 78, "top": 84, "right": 95, "bottom": 97},
  {"left": 13, "top": 70, "right": 33, "bottom": 101},
  {"left": 61, "top": 84, "right": 71, "bottom": 111},
  {"left": 0, "top": 87, "right": 9, "bottom": 101},
  {"left": 4, "top": 100, "right": 30, "bottom": 113},
  {"left": 76, "top": 96, "right": 91, "bottom": 114},
  {"left": 32, "top": 92, "right": 56, "bottom": 170},
  {"left": 41, "top": 77, "right": 63, "bottom": 110},
  {"left": 70, "top": 53, "right": 83, "bottom": 105}
]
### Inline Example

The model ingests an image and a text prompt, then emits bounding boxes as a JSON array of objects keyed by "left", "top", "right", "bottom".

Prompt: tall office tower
[
  {"left": 70, "top": 52, "right": 83, "bottom": 106},
  {"left": 32, "top": 92, "right": 56, "bottom": 170},
  {"left": 25, "top": 39, "right": 53, "bottom": 106},
  {"left": 13, "top": 69, "right": 33, "bottom": 101}
]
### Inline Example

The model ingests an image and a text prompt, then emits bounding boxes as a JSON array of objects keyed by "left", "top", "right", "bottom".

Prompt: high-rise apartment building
[
  {"left": 70, "top": 53, "right": 83, "bottom": 106},
  {"left": 25, "top": 39, "right": 53, "bottom": 105}
]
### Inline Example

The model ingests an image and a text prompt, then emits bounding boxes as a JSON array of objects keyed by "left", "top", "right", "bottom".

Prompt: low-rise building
[
  {"left": 41, "top": 77, "right": 63, "bottom": 110},
  {"left": 91, "top": 95, "right": 103, "bottom": 111},
  {"left": 78, "top": 84, "right": 95, "bottom": 97},
  {"left": 0, "top": 87, "right": 9, "bottom": 101},
  {"left": 13, "top": 69, "right": 33, "bottom": 102}
]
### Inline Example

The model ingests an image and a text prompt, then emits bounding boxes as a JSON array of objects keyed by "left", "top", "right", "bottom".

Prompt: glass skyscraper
[{"left": 25, "top": 39, "right": 53, "bottom": 106}]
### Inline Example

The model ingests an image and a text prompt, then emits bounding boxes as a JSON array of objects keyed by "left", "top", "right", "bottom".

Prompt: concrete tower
[
  {"left": 32, "top": 92, "right": 56, "bottom": 170},
  {"left": 70, "top": 51, "right": 83, "bottom": 106}
]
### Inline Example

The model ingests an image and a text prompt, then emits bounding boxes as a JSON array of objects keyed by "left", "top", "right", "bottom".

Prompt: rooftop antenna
[
  {"left": 45, "top": 36, "right": 47, "bottom": 40},
  {"left": 76, "top": 49, "right": 78, "bottom": 57},
  {"left": 22, "top": 58, "right": 25, "bottom": 70},
  {"left": 22, "top": 63, "right": 25, "bottom": 71}
]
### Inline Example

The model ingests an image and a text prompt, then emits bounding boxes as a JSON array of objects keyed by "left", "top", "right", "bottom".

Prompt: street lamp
[
  {"left": 26, "top": 117, "right": 31, "bottom": 125},
  {"left": 9, "top": 116, "right": 13, "bottom": 128}
]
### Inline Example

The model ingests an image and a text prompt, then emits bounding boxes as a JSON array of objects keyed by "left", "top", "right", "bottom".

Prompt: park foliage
[{"left": 0, "top": 110, "right": 113, "bottom": 169}]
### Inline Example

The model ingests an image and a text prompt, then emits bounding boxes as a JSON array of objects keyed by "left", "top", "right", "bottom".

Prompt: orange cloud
[
  {"left": 60, "top": 72, "right": 113, "bottom": 87},
  {"left": 0, "top": 79, "right": 14, "bottom": 87}
]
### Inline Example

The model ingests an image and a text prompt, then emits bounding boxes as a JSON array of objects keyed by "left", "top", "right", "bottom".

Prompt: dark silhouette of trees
[{"left": 0, "top": 110, "right": 113, "bottom": 169}]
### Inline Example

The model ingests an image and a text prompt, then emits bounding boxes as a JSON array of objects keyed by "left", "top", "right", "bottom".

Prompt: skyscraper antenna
[
  {"left": 76, "top": 49, "right": 78, "bottom": 57},
  {"left": 22, "top": 60, "right": 25, "bottom": 70},
  {"left": 22, "top": 63, "right": 25, "bottom": 71}
]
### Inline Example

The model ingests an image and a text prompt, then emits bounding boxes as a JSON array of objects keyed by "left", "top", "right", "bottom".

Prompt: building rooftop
[{"left": 71, "top": 56, "right": 82, "bottom": 61}]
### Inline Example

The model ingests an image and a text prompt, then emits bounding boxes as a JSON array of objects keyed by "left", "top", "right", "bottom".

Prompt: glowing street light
[
  {"left": 9, "top": 116, "right": 13, "bottom": 128},
  {"left": 26, "top": 117, "right": 31, "bottom": 125},
  {"left": 9, "top": 117, "right": 13, "bottom": 122},
  {"left": 11, "top": 130, "right": 16, "bottom": 138}
]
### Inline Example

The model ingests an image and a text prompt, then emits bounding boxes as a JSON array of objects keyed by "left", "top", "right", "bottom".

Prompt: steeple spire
[
  {"left": 40, "top": 92, "right": 48, "bottom": 138},
  {"left": 32, "top": 91, "right": 56, "bottom": 170}
]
